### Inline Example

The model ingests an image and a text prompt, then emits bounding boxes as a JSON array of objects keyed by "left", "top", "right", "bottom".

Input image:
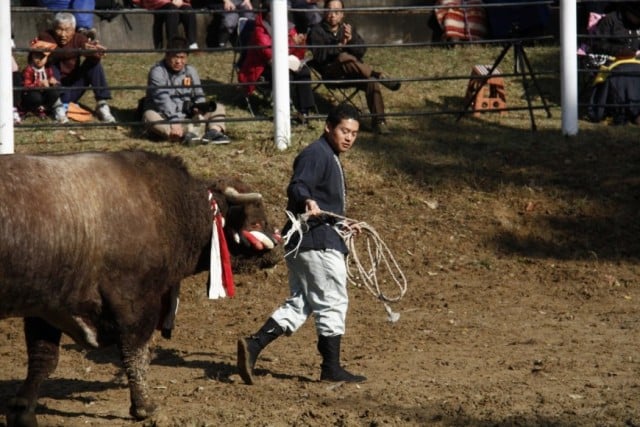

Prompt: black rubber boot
[
  {"left": 237, "top": 318, "right": 284, "bottom": 385},
  {"left": 318, "top": 335, "right": 367, "bottom": 383}
]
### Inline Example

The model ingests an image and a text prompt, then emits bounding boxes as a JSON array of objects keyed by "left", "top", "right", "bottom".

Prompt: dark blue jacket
[{"left": 283, "top": 136, "right": 348, "bottom": 254}]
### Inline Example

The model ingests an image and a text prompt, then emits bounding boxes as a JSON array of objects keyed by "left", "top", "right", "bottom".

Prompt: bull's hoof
[
  {"left": 130, "top": 401, "right": 158, "bottom": 420},
  {"left": 6, "top": 397, "right": 37, "bottom": 427}
]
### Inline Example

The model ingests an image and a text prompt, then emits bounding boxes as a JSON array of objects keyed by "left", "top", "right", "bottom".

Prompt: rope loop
[{"left": 283, "top": 209, "right": 407, "bottom": 322}]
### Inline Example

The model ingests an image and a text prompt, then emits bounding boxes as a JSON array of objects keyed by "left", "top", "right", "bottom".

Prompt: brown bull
[{"left": 0, "top": 150, "right": 281, "bottom": 427}]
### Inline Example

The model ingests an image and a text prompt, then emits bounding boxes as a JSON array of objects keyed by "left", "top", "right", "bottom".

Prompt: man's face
[
  {"left": 165, "top": 52, "right": 188, "bottom": 72},
  {"left": 324, "top": 0, "right": 344, "bottom": 28},
  {"left": 325, "top": 118, "right": 359, "bottom": 153},
  {"left": 53, "top": 22, "right": 75, "bottom": 46}
]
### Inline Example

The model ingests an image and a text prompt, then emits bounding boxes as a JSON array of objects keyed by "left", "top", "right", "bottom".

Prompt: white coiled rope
[{"left": 283, "top": 210, "right": 407, "bottom": 322}]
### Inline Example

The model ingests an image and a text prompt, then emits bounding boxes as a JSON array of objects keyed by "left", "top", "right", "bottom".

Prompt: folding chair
[
  {"left": 229, "top": 17, "right": 274, "bottom": 116},
  {"left": 308, "top": 60, "right": 364, "bottom": 113},
  {"left": 229, "top": 17, "right": 254, "bottom": 83}
]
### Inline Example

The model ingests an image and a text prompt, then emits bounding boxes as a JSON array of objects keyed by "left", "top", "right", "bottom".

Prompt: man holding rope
[{"left": 237, "top": 103, "right": 366, "bottom": 385}]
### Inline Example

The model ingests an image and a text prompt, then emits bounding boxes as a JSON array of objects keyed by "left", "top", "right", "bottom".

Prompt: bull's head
[{"left": 209, "top": 177, "right": 282, "bottom": 273}]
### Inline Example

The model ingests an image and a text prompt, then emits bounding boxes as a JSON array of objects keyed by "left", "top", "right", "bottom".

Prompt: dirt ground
[{"left": 1, "top": 138, "right": 639, "bottom": 427}]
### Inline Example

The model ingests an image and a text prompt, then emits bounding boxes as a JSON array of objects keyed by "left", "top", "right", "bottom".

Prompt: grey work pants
[{"left": 271, "top": 249, "right": 348, "bottom": 337}]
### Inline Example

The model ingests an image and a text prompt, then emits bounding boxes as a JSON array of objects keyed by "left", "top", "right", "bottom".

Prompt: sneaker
[
  {"left": 13, "top": 107, "right": 21, "bottom": 125},
  {"left": 182, "top": 132, "right": 202, "bottom": 146},
  {"left": 54, "top": 105, "right": 69, "bottom": 124},
  {"left": 188, "top": 42, "right": 199, "bottom": 50},
  {"left": 373, "top": 121, "right": 391, "bottom": 135},
  {"left": 202, "top": 129, "right": 231, "bottom": 145},
  {"left": 96, "top": 102, "right": 116, "bottom": 123}
]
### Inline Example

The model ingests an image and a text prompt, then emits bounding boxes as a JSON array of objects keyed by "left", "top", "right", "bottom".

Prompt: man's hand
[
  {"left": 304, "top": 199, "right": 321, "bottom": 217},
  {"left": 84, "top": 40, "right": 106, "bottom": 58},
  {"left": 341, "top": 23, "right": 352, "bottom": 44},
  {"left": 293, "top": 33, "right": 306, "bottom": 45},
  {"left": 169, "top": 123, "right": 184, "bottom": 141},
  {"left": 223, "top": 0, "right": 236, "bottom": 11}
]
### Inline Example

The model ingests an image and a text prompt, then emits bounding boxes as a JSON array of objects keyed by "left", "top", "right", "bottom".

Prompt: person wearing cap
[
  {"left": 142, "top": 36, "right": 231, "bottom": 145},
  {"left": 37, "top": 11, "right": 116, "bottom": 123},
  {"left": 21, "top": 39, "right": 68, "bottom": 123}
]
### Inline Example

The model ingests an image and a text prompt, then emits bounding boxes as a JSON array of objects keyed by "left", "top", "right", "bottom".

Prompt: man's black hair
[
  {"left": 166, "top": 36, "right": 189, "bottom": 54},
  {"left": 326, "top": 103, "right": 360, "bottom": 127}
]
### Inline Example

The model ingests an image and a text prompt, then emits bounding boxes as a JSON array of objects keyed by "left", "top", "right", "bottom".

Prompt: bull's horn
[{"left": 224, "top": 187, "right": 263, "bottom": 203}]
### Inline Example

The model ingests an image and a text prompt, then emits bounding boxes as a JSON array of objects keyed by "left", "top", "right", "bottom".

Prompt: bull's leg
[
  {"left": 6, "top": 317, "right": 62, "bottom": 427},
  {"left": 119, "top": 336, "right": 157, "bottom": 420}
]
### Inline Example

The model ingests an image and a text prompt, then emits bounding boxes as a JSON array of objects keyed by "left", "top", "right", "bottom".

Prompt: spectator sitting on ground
[
  {"left": 289, "top": 0, "right": 322, "bottom": 34},
  {"left": 21, "top": 39, "right": 68, "bottom": 123},
  {"left": 142, "top": 36, "right": 231, "bottom": 145},
  {"left": 136, "top": 0, "right": 199, "bottom": 49},
  {"left": 587, "top": 2, "right": 640, "bottom": 125},
  {"left": 38, "top": 0, "right": 98, "bottom": 40},
  {"left": 238, "top": 1, "right": 316, "bottom": 125},
  {"left": 307, "top": 0, "right": 401, "bottom": 135},
  {"left": 216, "top": 0, "right": 255, "bottom": 47},
  {"left": 37, "top": 12, "right": 116, "bottom": 123}
]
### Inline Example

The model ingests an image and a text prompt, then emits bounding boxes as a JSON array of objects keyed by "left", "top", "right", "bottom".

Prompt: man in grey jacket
[{"left": 142, "top": 36, "right": 231, "bottom": 145}]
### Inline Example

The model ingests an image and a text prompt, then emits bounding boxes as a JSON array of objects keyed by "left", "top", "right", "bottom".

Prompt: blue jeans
[{"left": 54, "top": 60, "right": 112, "bottom": 104}]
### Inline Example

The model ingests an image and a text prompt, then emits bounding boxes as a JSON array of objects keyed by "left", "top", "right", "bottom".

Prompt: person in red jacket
[
  {"left": 21, "top": 39, "right": 68, "bottom": 123},
  {"left": 237, "top": 2, "right": 316, "bottom": 125},
  {"left": 136, "top": 0, "right": 199, "bottom": 49}
]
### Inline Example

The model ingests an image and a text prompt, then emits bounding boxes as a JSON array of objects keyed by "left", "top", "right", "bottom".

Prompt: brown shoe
[{"left": 375, "top": 72, "right": 401, "bottom": 91}]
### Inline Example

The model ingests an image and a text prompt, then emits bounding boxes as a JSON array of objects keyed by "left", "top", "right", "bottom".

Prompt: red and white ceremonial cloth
[
  {"left": 435, "top": 0, "right": 488, "bottom": 41},
  {"left": 208, "top": 193, "right": 235, "bottom": 299}
]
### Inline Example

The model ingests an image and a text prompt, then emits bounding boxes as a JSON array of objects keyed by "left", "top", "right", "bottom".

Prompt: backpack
[{"left": 95, "top": 0, "right": 131, "bottom": 22}]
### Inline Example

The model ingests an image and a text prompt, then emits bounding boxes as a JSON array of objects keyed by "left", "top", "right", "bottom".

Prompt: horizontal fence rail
[{"left": 10, "top": 3, "right": 565, "bottom": 132}]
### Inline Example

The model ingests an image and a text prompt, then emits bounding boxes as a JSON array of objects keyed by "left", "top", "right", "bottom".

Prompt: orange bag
[{"left": 67, "top": 102, "right": 93, "bottom": 122}]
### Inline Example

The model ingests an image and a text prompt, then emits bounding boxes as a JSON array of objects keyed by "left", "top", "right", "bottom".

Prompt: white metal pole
[
  {"left": 560, "top": 0, "right": 579, "bottom": 136},
  {"left": 0, "top": 2, "right": 15, "bottom": 154},
  {"left": 271, "top": 0, "right": 291, "bottom": 151}
]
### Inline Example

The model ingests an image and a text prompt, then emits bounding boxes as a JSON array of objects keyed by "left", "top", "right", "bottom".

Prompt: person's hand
[
  {"left": 172, "top": 0, "right": 184, "bottom": 6},
  {"left": 341, "top": 23, "right": 352, "bottom": 44},
  {"left": 85, "top": 40, "right": 106, "bottom": 58},
  {"left": 39, "top": 79, "right": 50, "bottom": 88},
  {"left": 223, "top": 0, "right": 236, "bottom": 11},
  {"left": 293, "top": 33, "right": 306, "bottom": 45},
  {"left": 240, "top": 0, "right": 253, "bottom": 9},
  {"left": 49, "top": 76, "right": 59, "bottom": 86},
  {"left": 304, "top": 199, "right": 321, "bottom": 217},
  {"left": 169, "top": 123, "right": 184, "bottom": 141}
]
